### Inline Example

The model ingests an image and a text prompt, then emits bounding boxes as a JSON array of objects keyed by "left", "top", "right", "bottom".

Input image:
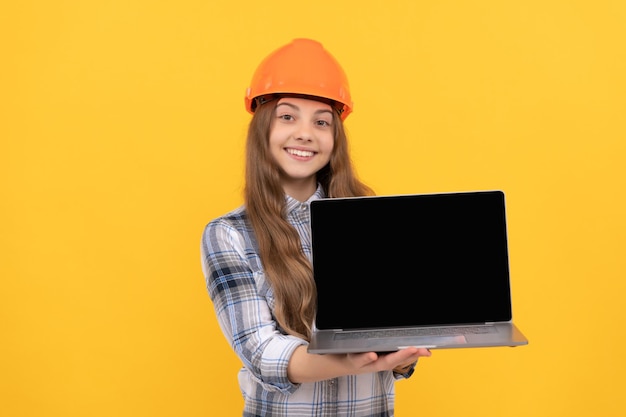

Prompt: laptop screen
[{"left": 310, "top": 190, "right": 513, "bottom": 330}]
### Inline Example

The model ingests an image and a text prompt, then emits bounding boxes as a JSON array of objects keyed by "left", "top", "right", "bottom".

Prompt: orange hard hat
[{"left": 245, "top": 38, "right": 353, "bottom": 120}]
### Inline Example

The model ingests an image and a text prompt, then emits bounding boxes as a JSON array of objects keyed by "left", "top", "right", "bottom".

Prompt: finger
[
  {"left": 388, "top": 347, "right": 430, "bottom": 366},
  {"left": 395, "top": 346, "right": 420, "bottom": 360},
  {"left": 397, "top": 347, "right": 431, "bottom": 357},
  {"left": 415, "top": 348, "right": 432, "bottom": 357}
]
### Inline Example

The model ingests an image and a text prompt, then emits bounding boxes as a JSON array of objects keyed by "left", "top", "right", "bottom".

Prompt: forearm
[
  {"left": 287, "top": 345, "right": 366, "bottom": 383},
  {"left": 287, "top": 345, "right": 430, "bottom": 384}
]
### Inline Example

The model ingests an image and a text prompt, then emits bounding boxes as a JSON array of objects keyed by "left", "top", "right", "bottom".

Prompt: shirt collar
[{"left": 284, "top": 184, "right": 326, "bottom": 213}]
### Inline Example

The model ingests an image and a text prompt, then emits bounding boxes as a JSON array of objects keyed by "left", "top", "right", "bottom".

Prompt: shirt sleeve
[{"left": 200, "top": 218, "right": 306, "bottom": 394}]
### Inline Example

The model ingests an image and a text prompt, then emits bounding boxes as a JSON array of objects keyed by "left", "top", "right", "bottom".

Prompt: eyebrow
[{"left": 275, "top": 102, "right": 333, "bottom": 115}]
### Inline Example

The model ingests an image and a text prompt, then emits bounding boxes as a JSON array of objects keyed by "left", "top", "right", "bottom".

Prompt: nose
[{"left": 295, "top": 121, "right": 313, "bottom": 141}]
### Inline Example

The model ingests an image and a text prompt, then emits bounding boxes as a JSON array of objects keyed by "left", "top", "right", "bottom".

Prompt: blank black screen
[{"left": 310, "top": 190, "right": 513, "bottom": 330}]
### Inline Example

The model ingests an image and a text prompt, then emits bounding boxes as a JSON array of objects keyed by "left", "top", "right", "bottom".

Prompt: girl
[{"left": 200, "top": 38, "right": 431, "bottom": 417}]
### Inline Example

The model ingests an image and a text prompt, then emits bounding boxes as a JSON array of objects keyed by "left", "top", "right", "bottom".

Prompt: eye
[
  {"left": 315, "top": 119, "right": 332, "bottom": 127},
  {"left": 278, "top": 114, "right": 295, "bottom": 121}
]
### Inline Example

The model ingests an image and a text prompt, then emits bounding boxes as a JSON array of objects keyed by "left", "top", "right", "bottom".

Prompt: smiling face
[{"left": 269, "top": 97, "right": 335, "bottom": 201}]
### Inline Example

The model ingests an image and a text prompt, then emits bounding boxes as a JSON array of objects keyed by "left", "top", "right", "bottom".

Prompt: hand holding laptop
[
  {"left": 288, "top": 345, "right": 432, "bottom": 383},
  {"left": 345, "top": 346, "right": 432, "bottom": 373}
]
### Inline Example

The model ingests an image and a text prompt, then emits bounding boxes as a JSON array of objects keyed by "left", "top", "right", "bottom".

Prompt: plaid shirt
[{"left": 201, "top": 186, "right": 413, "bottom": 416}]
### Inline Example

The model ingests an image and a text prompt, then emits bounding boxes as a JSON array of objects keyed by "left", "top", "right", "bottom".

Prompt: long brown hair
[{"left": 244, "top": 99, "right": 374, "bottom": 340}]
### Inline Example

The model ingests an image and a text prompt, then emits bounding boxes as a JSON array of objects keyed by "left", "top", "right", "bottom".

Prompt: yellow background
[{"left": 2, "top": 1, "right": 625, "bottom": 416}]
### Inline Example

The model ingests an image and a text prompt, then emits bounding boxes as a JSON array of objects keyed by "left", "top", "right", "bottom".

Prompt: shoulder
[
  {"left": 202, "top": 206, "right": 255, "bottom": 252},
  {"left": 204, "top": 205, "right": 249, "bottom": 234}
]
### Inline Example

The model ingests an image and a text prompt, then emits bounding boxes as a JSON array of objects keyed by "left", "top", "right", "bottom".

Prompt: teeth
[{"left": 287, "top": 148, "right": 314, "bottom": 157}]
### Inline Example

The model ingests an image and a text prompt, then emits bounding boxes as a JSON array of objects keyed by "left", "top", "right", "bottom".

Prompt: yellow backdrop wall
[{"left": 2, "top": 1, "right": 625, "bottom": 416}]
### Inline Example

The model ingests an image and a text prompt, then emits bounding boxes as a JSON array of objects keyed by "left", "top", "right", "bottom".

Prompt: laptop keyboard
[{"left": 335, "top": 325, "right": 498, "bottom": 340}]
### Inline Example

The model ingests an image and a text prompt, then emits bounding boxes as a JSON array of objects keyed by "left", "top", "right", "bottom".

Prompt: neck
[{"left": 282, "top": 178, "right": 317, "bottom": 202}]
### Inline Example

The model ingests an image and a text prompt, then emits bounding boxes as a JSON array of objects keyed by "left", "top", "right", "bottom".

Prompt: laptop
[{"left": 307, "top": 190, "right": 528, "bottom": 354}]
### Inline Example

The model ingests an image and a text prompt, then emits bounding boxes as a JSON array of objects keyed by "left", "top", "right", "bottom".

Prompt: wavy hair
[{"left": 244, "top": 99, "right": 374, "bottom": 341}]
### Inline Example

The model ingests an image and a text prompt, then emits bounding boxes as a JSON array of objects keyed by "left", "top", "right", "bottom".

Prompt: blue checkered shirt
[{"left": 200, "top": 186, "right": 413, "bottom": 416}]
